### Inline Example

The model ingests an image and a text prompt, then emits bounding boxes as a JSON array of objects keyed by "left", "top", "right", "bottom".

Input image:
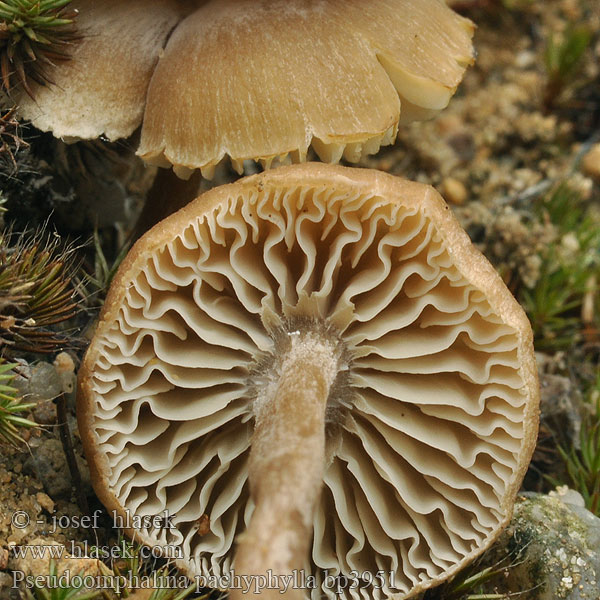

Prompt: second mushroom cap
[
  {"left": 138, "top": 0, "right": 475, "bottom": 178},
  {"left": 14, "top": 0, "right": 474, "bottom": 180}
]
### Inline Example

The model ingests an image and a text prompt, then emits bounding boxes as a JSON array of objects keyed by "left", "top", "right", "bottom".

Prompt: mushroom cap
[
  {"left": 14, "top": 0, "right": 192, "bottom": 141},
  {"left": 78, "top": 163, "right": 538, "bottom": 600},
  {"left": 137, "top": 0, "right": 475, "bottom": 176}
]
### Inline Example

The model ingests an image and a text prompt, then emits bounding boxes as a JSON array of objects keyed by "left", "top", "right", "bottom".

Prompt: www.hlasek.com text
[{"left": 10, "top": 540, "right": 182, "bottom": 561}]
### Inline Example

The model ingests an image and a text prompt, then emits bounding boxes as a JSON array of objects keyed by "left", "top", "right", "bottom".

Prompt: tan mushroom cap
[
  {"left": 78, "top": 163, "right": 538, "bottom": 600},
  {"left": 14, "top": 0, "right": 192, "bottom": 141},
  {"left": 138, "top": 0, "right": 474, "bottom": 178}
]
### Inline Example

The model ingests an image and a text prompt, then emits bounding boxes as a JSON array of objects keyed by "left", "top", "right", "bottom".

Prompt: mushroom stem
[
  {"left": 131, "top": 167, "right": 201, "bottom": 241},
  {"left": 233, "top": 332, "right": 339, "bottom": 600}
]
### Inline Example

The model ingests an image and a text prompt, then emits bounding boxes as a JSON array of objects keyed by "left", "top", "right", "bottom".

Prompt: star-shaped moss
[{"left": 0, "top": 0, "right": 80, "bottom": 98}]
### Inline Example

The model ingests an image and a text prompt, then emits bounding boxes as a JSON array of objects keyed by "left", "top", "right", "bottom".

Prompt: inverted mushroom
[
  {"left": 78, "top": 163, "right": 539, "bottom": 600},
  {"left": 14, "top": 0, "right": 474, "bottom": 179}
]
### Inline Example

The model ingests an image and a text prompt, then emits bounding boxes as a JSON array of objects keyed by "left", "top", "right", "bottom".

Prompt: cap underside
[{"left": 79, "top": 164, "right": 538, "bottom": 600}]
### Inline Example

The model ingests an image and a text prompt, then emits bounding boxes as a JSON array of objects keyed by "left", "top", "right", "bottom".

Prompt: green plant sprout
[
  {"left": 0, "top": 357, "right": 35, "bottom": 444},
  {"left": 424, "top": 563, "right": 504, "bottom": 599},
  {"left": 0, "top": 227, "right": 78, "bottom": 354},
  {"left": 543, "top": 24, "right": 592, "bottom": 110},
  {"left": 538, "top": 181, "right": 596, "bottom": 240},
  {"left": 74, "top": 229, "right": 131, "bottom": 318},
  {"left": 110, "top": 536, "right": 142, "bottom": 595},
  {"left": 520, "top": 183, "right": 600, "bottom": 350},
  {"left": 146, "top": 567, "right": 197, "bottom": 600},
  {"left": 552, "top": 374, "right": 600, "bottom": 516},
  {"left": 23, "top": 559, "right": 101, "bottom": 600},
  {"left": 423, "top": 543, "right": 536, "bottom": 600},
  {"left": 83, "top": 535, "right": 141, "bottom": 598},
  {"left": 520, "top": 249, "right": 590, "bottom": 349},
  {"left": 90, "top": 229, "right": 130, "bottom": 298},
  {"left": 92, "top": 536, "right": 198, "bottom": 599},
  {"left": 0, "top": 0, "right": 80, "bottom": 97}
]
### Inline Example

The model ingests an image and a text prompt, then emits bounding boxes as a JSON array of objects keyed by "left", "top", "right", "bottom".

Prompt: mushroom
[
  {"left": 12, "top": 0, "right": 193, "bottom": 142},
  {"left": 138, "top": 0, "right": 475, "bottom": 178},
  {"left": 78, "top": 163, "right": 539, "bottom": 600},
  {"left": 14, "top": 0, "right": 474, "bottom": 178},
  {"left": 11, "top": 0, "right": 474, "bottom": 237}
]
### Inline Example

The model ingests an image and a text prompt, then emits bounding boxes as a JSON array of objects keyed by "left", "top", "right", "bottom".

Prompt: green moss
[
  {"left": 0, "top": 358, "right": 35, "bottom": 445},
  {"left": 0, "top": 0, "right": 80, "bottom": 97},
  {"left": 504, "top": 496, "right": 595, "bottom": 599},
  {"left": 551, "top": 376, "right": 600, "bottom": 516},
  {"left": 0, "top": 227, "right": 78, "bottom": 354},
  {"left": 519, "top": 182, "right": 600, "bottom": 350},
  {"left": 544, "top": 24, "right": 592, "bottom": 109}
]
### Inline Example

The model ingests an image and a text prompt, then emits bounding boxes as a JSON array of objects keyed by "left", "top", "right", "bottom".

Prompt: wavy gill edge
[{"left": 78, "top": 164, "right": 539, "bottom": 600}]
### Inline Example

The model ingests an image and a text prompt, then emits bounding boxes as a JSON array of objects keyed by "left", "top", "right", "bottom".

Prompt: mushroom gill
[{"left": 78, "top": 164, "right": 539, "bottom": 600}]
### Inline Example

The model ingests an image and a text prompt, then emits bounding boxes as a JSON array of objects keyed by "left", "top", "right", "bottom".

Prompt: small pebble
[
  {"left": 581, "top": 144, "right": 600, "bottom": 181},
  {"left": 36, "top": 491, "right": 55, "bottom": 514},
  {"left": 549, "top": 485, "right": 586, "bottom": 508},
  {"left": 515, "top": 50, "right": 536, "bottom": 69},
  {"left": 441, "top": 177, "right": 468, "bottom": 205}
]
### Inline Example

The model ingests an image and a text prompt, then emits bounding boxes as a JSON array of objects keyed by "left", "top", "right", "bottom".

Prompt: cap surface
[
  {"left": 14, "top": 0, "right": 191, "bottom": 141},
  {"left": 78, "top": 163, "right": 538, "bottom": 599},
  {"left": 138, "top": 0, "right": 474, "bottom": 176}
]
